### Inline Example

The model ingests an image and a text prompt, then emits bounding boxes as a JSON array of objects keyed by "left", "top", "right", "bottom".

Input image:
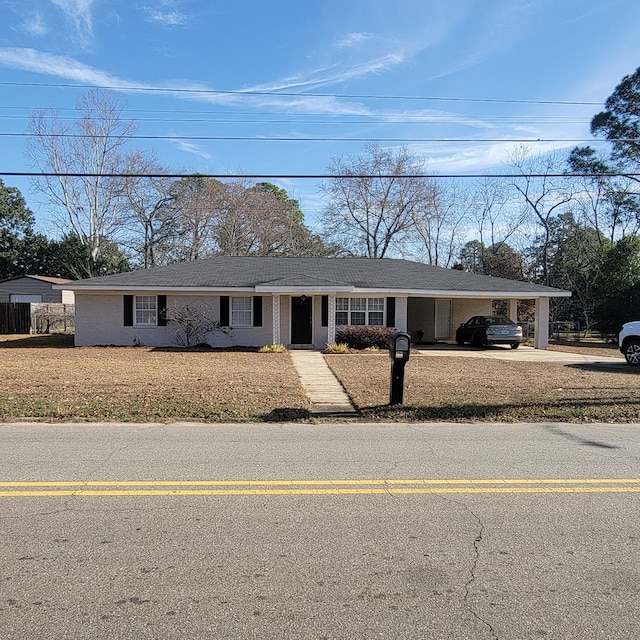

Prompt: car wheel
[
  {"left": 510, "top": 343, "right": 520, "bottom": 349},
  {"left": 472, "top": 331, "right": 485, "bottom": 348},
  {"left": 623, "top": 339, "right": 640, "bottom": 366}
]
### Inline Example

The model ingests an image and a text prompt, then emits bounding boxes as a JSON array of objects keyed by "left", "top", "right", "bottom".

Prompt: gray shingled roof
[{"left": 63, "top": 256, "right": 569, "bottom": 296}]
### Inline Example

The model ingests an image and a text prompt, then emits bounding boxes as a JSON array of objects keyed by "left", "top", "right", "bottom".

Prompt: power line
[
  {"left": 0, "top": 113, "right": 595, "bottom": 125},
  {"left": 0, "top": 81, "right": 603, "bottom": 106},
  {"left": 2, "top": 171, "right": 638, "bottom": 180},
  {"left": 0, "top": 132, "right": 623, "bottom": 144}
]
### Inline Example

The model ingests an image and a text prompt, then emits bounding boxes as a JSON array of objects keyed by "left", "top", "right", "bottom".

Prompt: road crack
[{"left": 437, "top": 495, "right": 499, "bottom": 640}]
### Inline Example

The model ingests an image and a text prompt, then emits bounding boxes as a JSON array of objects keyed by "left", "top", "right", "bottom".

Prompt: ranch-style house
[{"left": 58, "top": 256, "right": 570, "bottom": 349}]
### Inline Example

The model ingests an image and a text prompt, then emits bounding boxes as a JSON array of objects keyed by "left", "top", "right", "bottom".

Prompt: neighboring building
[
  {"left": 0, "top": 275, "right": 75, "bottom": 304},
  {"left": 57, "top": 256, "right": 570, "bottom": 349}
]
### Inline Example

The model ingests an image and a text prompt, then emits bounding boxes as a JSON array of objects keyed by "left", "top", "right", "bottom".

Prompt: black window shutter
[
  {"left": 157, "top": 295, "right": 167, "bottom": 326},
  {"left": 124, "top": 295, "right": 133, "bottom": 326},
  {"left": 253, "top": 296, "right": 263, "bottom": 327},
  {"left": 220, "top": 296, "right": 230, "bottom": 326},
  {"left": 386, "top": 297, "right": 396, "bottom": 327},
  {"left": 321, "top": 296, "right": 328, "bottom": 327}
]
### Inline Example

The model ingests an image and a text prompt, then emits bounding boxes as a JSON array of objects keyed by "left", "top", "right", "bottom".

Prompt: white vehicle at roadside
[{"left": 619, "top": 321, "right": 640, "bottom": 366}]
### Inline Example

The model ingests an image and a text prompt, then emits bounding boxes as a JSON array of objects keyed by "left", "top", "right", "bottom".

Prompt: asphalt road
[{"left": 1, "top": 421, "right": 639, "bottom": 640}]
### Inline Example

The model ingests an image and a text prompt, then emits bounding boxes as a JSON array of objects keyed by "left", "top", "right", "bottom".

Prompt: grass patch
[
  {"left": 2, "top": 335, "right": 638, "bottom": 423},
  {"left": 325, "top": 354, "right": 640, "bottom": 423},
  {"left": 0, "top": 336, "right": 311, "bottom": 423}
]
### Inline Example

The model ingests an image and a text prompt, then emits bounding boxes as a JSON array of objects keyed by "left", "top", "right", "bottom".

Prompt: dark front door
[{"left": 291, "top": 296, "right": 313, "bottom": 344}]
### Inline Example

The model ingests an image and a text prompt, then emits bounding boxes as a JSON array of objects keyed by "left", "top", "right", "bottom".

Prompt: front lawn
[
  {"left": 0, "top": 335, "right": 311, "bottom": 422},
  {"left": 2, "top": 335, "right": 639, "bottom": 423},
  {"left": 325, "top": 353, "right": 640, "bottom": 423}
]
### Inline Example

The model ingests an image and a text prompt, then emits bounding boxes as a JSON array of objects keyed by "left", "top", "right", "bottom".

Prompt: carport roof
[{"left": 60, "top": 256, "right": 570, "bottom": 297}]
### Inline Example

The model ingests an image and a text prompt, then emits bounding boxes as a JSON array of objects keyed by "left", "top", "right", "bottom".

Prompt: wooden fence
[{"left": 0, "top": 303, "right": 31, "bottom": 334}]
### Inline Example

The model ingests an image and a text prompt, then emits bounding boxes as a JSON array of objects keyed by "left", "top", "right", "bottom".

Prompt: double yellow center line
[{"left": 1, "top": 478, "right": 639, "bottom": 497}]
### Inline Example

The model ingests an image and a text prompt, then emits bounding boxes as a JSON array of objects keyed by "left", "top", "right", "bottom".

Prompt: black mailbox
[
  {"left": 389, "top": 331, "right": 411, "bottom": 404},
  {"left": 389, "top": 331, "right": 411, "bottom": 362}
]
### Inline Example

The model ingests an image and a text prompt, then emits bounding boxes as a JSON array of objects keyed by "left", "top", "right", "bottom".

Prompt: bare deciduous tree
[
  {"left": 408, "top": 179, "right": 468, "bottom": 267},
  {"left": 169, "top": 177, "right": 327, "bottom": 259},
  {"left": 171, "top": 176, "right": 222, "bottom": 261},
  {"left": 320, "top": 145, "right": 430, "bottom": 258},
  {"left": 121, "top": 152, "right": 179, "bottom": 268},
  {"left": 506, "top": 145, "right": 575, "bottom": 284},
  {"left": 214, "top": 180, "right": 326, "bottom": 256},
  {"left": 27, "top": 89, "right": 135, "bottom": 265}
]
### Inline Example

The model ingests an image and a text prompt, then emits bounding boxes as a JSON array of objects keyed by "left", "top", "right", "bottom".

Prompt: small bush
[
  {"left": 259, "top": 343, "right": 286, "bottom": 353},
  {"left": 324, "top": 342, "right": 349, "bottom": 353},
  {"left": 334, "top": 326, "right": 394, "bottom": 350}
]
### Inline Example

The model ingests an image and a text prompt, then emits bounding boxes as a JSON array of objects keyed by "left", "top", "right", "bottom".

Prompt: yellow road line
[
  {"left": 1, "top": 478, "right": 639, "bottom": 497},
  {"left": 2, "top": 487, "right": 640, "bottom": 497},
  {"left": 1, "top": 478, "right": 639, "bottom": 488}
]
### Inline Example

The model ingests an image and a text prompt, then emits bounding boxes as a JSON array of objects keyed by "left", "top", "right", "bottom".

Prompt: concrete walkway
[{"left": 288, "top": 350, "right": 359, "bottom": 417}]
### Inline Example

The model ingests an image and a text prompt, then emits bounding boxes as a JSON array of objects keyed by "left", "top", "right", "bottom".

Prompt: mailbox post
[{"left": 389, "top": 331, "right": 411, "bottom": 405}]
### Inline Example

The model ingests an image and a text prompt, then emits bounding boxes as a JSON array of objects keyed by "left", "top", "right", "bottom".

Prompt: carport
[{"left": 407, "top": 294, "right": 559, "bottom": 350}]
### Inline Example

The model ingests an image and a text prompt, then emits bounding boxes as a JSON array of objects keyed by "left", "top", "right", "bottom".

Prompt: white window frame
[
  {"left": 135, "top": 295, "right": 157, "bottom": 326},
  {"left": 335, "top": 297, "right": 385, "bottom": 327},
  {"left": 231, "top": 296, "right": 252, "bottom": 327}
]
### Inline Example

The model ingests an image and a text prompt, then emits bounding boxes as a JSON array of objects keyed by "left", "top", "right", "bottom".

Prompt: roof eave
[{"left": 60, "top": 284, "right": 571, "bottom": 298}]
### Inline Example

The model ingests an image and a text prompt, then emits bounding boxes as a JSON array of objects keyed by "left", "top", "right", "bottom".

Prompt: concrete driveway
[{"left": 412, "top": 343, "right": 627, "bottom": 367}]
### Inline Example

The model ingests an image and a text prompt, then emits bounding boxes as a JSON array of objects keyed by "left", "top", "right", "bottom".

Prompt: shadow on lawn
[
  {"left": 360, "top": 396, "right": 640, "bottom": 425},
  {"left": 151, "top": 345, "right": 259, "bottom": 352},
  {"left": 566, "top": 362, "right": 639, "bottom": 374},
  {"left": 0, "top": 334, "right": 74, "bottom": 348},
  {"left": 263, "top": 408, "right": 313, "bottom": 422}
]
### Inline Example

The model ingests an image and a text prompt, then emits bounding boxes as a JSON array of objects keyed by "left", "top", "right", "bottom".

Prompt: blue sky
[{"left": 1, "top": 0, "right": 640, "bottom": 233}]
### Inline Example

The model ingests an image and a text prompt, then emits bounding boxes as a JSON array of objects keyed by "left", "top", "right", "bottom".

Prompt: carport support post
[
  {"left": 534, "top": 297, "right": 550, "bottom": 349},
  {"left": 508, "top": 299, "right": 518, "bottom": 323}
]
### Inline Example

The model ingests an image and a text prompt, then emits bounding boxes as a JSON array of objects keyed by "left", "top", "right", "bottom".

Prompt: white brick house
[{"left": 57, "top": 257, "right": 570, "bottom": 349}]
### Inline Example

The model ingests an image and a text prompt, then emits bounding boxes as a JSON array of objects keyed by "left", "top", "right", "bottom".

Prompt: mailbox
[
  {"left": 389, "top": 331, "right": 411, "bottom": 405},
  {"left": 389, "top": 331, "right": 411, "bottom": 362}
]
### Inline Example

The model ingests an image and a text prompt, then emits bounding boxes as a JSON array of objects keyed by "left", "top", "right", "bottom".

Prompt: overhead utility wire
[
  {"left": 2, "top": 171, "right": 638, "bottom": 180},
  {"left": 0, "top": 81, "right": 602, "bottom": 106},
  {"left": 0, "top": 133, "right": 627, "bottom": 144}
]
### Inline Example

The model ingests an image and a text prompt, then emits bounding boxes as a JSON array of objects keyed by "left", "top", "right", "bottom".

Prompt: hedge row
[{"left": 334, "top": 326, "right": 394, "bottom": 349}]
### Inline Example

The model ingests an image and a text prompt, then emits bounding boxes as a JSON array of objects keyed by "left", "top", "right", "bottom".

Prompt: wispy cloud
[
  {"left": 21, "top": 11, "right": 48, "bottom": 37},
  {"left": 0, "top": 47, "right": 146, "bottom": 88},
  {"left": 0, "top": 46, "right": 501, "bottom": 128},
  {"left": 336, "top": 32, "right": 371, "bottom": 49},
  {"left": 171, "top": 139, "right": 212, "bottom": 159},
  {"left": 139, "top": 0, "right": 189, "bottom": 26},
  {"left": 243, "top": 51, "right": 407, "bottom": 95},
  {"left": 50, "top": 0, "right": 97, "bottom": 48}
]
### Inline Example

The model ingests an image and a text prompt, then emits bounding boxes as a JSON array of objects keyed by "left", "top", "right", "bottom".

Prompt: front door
[{"left": 291, "top": 296, "right": 313, "bottom": 344}]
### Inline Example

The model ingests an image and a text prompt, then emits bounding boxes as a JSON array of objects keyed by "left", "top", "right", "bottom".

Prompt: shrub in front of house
[
  {"left": 334, "top": 326, "right": 394, "bottom": 350},
  {"left": 259, "top": 343, "right": 286, "bottom": 353},
  {"left": 324, "top": 342, "right": 349, "bottom": 353}
]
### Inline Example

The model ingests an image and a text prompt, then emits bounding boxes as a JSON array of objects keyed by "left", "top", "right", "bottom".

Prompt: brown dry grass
[
  {"left": 547, "top": 341, "right": 623, "bottom": 359},
  {"left": 325, "top": 352, "right": 640, "bottom": 423},
  {"left": 0, "top": 335, "right": 310, "bottom": 422},
  {"left": 2, "top": 334, "right": 639, "bottom": 423}
]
